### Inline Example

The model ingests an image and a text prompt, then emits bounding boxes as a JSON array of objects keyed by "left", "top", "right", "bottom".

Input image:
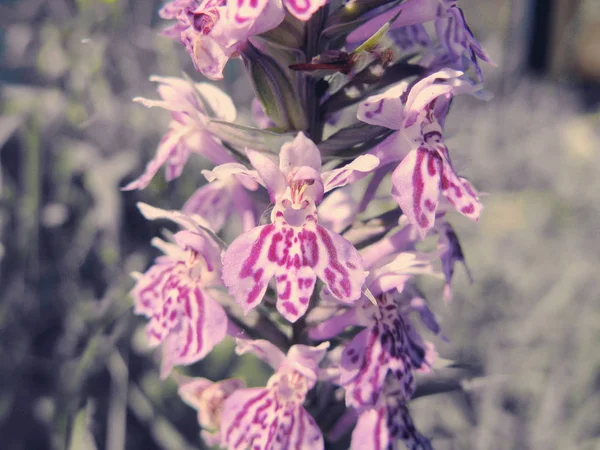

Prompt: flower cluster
[{"left": 127, "top": 1, "right": 491, "bottom": 448}]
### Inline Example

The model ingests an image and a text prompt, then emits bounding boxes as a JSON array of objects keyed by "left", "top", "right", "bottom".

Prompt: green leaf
[
  {"left": 207, "top": 120, "right": 295, "bottom": 153},
  {"left": 240, "top": 42, "right": 307, "bottom": 131},
  {"left": 318, "top": 122, "right": 393, "bottom": 156}
]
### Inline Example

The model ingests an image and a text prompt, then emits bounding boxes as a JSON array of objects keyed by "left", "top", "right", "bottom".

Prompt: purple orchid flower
[
  {"left": 347, "top": 0, "right": 492, "bottom": 81},
  {"left": 311, "top": 291, "right": 438, "bottom": 412},
  {"left": 220, "top": 339, "right": 329, "bottom": 450},
  {"left": 205, "top": 132, "right": 379, "bottom": 322},
  {"left": 350, "top": 377, "right": 433, "bottom": 450},
  {"left": 309, "top": 222, "right": 442, "bottom": 411},
  {"left": 233, "top": 0, "right": 327, "bottom": 23},
  {"left": 130, "top": 203, "right": 229, "bottom": 378},
  {"left": 357, "top": 69, "right": 483, "bottom": 239},
  {"left": 124, "top": 76, "right": 258, "bottom": 233},
  {"left": 178, "top": 376, "right": 245, "bottom": 447},
  {"left": 160, "top": 0, "right": 285, "bottom": 79}
]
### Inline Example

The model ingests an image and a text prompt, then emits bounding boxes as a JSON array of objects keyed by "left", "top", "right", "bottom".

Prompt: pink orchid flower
[
  {"left": 358, "top": 69, "right": 483, "bottom": 239},
  {"left": 160, "top": 0, "right": 286, "bottom": 79},
  {"left": 124, "top": 76, "right": 257, "bottom": 232},
  {"left": 130, "top": 203, "right": 229, "bottom": 378},
  {"left": 124, "top": 76, "right": 236, "bottom": 191},
  {"left": 221, "top": 339, "right": 329, "bottom": 450},
  {"left": 205, "top": 132, "right": 379, "bottom": 322}
]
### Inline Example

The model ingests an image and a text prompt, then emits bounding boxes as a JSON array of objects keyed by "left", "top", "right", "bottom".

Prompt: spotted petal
[
  {"left": 357, "top": 83, "right": 408, "bottom": 130},
  {"left": 159, "top": 285, "right": 228, "bottom": 378},
  {"left": 222, "top": 224, "right": 279, "bottom": 316},
  {"left": 351, "top": 393, "right": 433, "bottom": 450},
  {"left": 392, "top": 147, "right": 443, "bottom": 239},
  {"left": 440, "top": 161, "right": 482, "bottom": 221},
  {"left": 311, "top": 224, "right": 366, "bottom": 305},
  {"left": 227, "top": 0, "right": 270, "bottom": 26},
  {"left": 221, "top": 389, "right": 323, "bottom": 450},
  {"left": 283, "top": 0, "right": 327, "bottom": 21}
]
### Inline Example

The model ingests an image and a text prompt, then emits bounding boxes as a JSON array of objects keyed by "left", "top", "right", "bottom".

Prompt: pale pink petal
[
  {"left": 391, "top": 148, "right": 442, "bottom": 239},
  {"left": 187, "top": 32, "right": 231, "bottom": 80},
  {"left": 221, "top": 224, "right": 279, "bottom": 315},
  {"left": 235, "top": 338, "right": 286, "bottom": 370},
  {"left": 357, "top": 83, "right": 407, "bottom": 130},
  {"left": 194, "top": 82, "right": 237, "bottom": 121},
  {"left": 322, "top": 154, "right": 379, "bottom": 192},
  {"left": 182, "top": 181, "right": 233, "bottom": 232},
  {"left": 285, "top": 342, "right": 330, "bottom": 387},
  {"left": 177, "top": 377, "right": 214, "bottom": 410},
  {"left": 440, "top": 162, "right": 482, "bottom": 221},
  {"left": 202, "top": 162, "right": 263, "bottom": 188},
  {"left": 283, "top": 0, "right": 327, "bottom": 21},
  {"left": 122, "top": 128, "right": 187, "bottom": 190},
  {"left": 403, "top": 68, "right": 466, "bottom": 128},
  {"left": 279, "top": 132, "right": 322, "bottom": 175},
  {"left": 311, "top": 225, "right": 366, "bottom": 304},
  {"left": 246, "top": 149, "right": 286, "bottom": 201},
  {"left": 317, "top": 186, "right": 358, "bottom": 233}
]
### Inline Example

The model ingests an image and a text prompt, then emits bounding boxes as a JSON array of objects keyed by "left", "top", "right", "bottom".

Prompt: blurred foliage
[{"left": 0, "top": 0, "right": 599, "bottom": 450}]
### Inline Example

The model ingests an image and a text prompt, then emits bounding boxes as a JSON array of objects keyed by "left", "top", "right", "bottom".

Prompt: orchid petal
[
  {"left": 391, "top": 148, "right": 442, "bottom": 239},
  {"left": 285, "top": 342, "right": 330, "bottom": 387},
  {"left": 351, "top": 398, "right": 433, "bottom": 450},
  {"left": 122, "top": 128, "right": 187, "bottom": 190},
  {"left": 130, "top": 262, "right": 172, "bottom": 317},
  {"left": 312, "top": 225, "right": 366, "bottom": 304},
  {"left": 158, "top": 287, "right": 228, "bottom": 378},
  {"left": 357, "top": 83, "right": 407, "bottom": 130},
  {"left": 202, "top": 162, "right": 263, "bottom": 188},
  {"left": 279, "top": 132, "right": 322, "bottom": 174},
  {"left": 322, "top": 154, "right": 380, "bottom": 192},
  {"left": 221, "top": 389, "right": 323, "bottom": 450},
  {"left": 226, "top": 0, "right": 270, "bottom": 27},
  {"left": 283, "top": 0, "right": 327, "bottom": 21},
  {"left": 222, "top": 224, "right": 278, "bottom": 315},
  {"left": 246, "top": 149, "right": 286, "bottom": 201},
  {"left": 235, "top": 338, "right": 286, "bottom": 371},
  {"left": 194, "top": 82, "right": 237, "bottom": 121},
  {"left": 187, "top": 32, "right": 230, "bottom": 80},
  {"left": 440, "top": 163, "right": 482, "bottom": 221},
  {"left": 309, "top": 308, "right": 358, "bottom": 341},
  {"left": 182, "top": 181, "right": 233, "bottom": 232}
]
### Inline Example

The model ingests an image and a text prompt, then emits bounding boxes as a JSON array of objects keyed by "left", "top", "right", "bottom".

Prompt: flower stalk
[{"left": 126, "top": 1, "right": 493, "bottom": 448}]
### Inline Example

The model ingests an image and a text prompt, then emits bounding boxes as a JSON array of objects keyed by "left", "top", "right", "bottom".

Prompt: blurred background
[{"left": 0, "top": 0, "right": 598, "bottom": 449}]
